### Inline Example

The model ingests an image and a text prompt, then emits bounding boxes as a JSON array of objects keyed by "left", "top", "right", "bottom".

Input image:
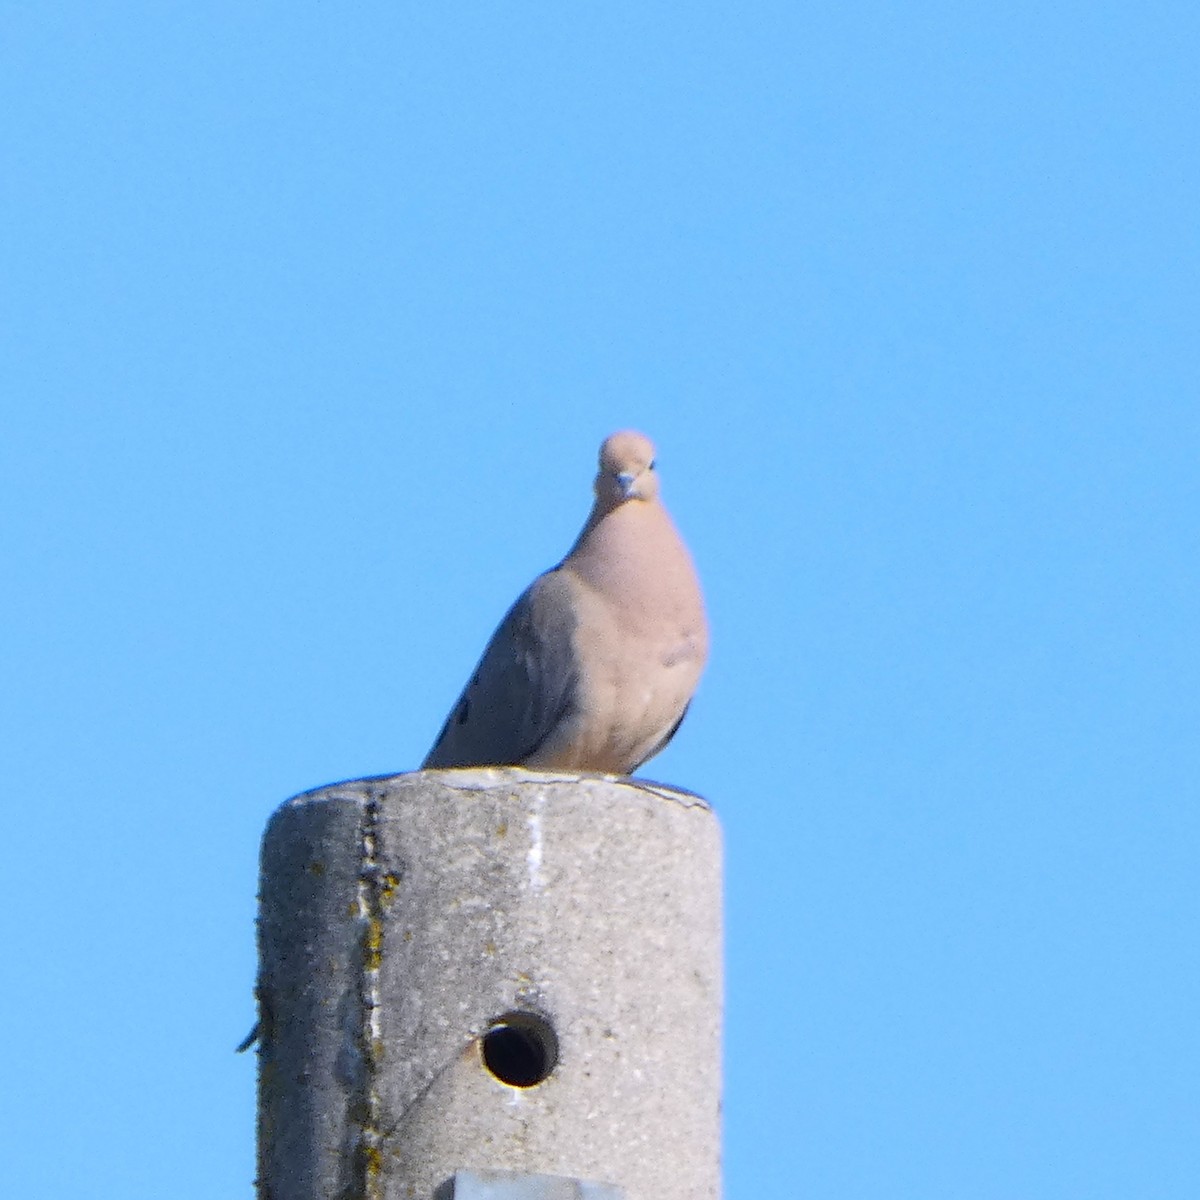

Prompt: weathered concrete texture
[{"left": 255, "top": 769, "right": 722, "bottom": 1200}]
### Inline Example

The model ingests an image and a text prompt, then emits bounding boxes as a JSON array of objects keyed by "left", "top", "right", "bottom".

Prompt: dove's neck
[{"left": 565, "top": 499, "right": 699, "bottom": 607}]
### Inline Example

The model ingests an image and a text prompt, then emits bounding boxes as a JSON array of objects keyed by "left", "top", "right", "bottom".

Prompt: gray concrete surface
[{"left": 254, "top": 768, "right": 722, "bottom": 1200}]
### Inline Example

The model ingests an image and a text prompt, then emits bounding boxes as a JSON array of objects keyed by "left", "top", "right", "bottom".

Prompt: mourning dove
[{"left": 422, "top": 430, "right": 708, "bottom": 774}]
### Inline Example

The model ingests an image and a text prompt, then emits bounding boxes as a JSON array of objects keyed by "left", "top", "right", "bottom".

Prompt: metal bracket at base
[{"left": 435, "top": 1168, "right": 625, "bottom": 1200}]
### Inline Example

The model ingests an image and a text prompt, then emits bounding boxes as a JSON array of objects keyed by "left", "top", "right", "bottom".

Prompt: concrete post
[{"left": 253, "top": 769, "right": 722, "bottom": 1200}]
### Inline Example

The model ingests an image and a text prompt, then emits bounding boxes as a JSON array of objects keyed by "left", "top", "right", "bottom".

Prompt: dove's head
[{"left": 595, "top": 430, "right": 660, "bottom": 506}]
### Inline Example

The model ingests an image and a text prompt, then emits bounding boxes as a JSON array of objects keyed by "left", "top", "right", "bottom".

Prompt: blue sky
[{"left": 2, "top": 4, "right": 1197, "bottom": 1197}]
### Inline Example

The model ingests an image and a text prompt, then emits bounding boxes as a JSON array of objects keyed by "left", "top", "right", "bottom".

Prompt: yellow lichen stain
[
  {"left": 496, "top": 821, "right": 508, "bottom": 837},
  {"left": 363, "top": 916, "right": 384, "bottom": 971},
  {"left": 403, "top": 929, "right": 413, "bottom": 942},
  {"left": 361, "top": 1141, "right": 382, "bottom": 1182},
  {"left": 484, "top": 941, "right": 497, "bottom": 955},
  {"left": 379, "top": 873, "right": 401, "bottom": 905},
  {"left": 307, "top": 860, "right": 326, "bottom": 876}
]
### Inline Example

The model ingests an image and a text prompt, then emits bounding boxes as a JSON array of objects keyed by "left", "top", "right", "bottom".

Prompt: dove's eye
[{"left": 649, "top": 459, "right": 657, "bottom": 470}]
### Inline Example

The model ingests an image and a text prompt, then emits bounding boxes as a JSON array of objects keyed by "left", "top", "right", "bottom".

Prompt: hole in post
[{"left": 481, "top": 1011, "right": 558, "bottom": 1087}]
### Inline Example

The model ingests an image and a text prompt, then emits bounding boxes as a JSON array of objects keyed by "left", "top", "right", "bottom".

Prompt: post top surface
[{"left": 283, "top": 767, "right": 711, "bottom": 814}]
